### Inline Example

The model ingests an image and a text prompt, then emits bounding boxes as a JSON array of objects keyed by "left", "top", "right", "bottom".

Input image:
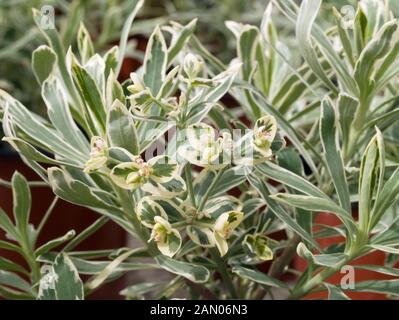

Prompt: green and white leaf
[
  {"left": 232, "top": 266, "right": 286, "bottom": 288},
  {"left": 32, "top": 45, "right": 57, "bottom": 84},
  {"left": 320, "top": 97, "right": 351, "bottom": 212},
  {"left": 143, "top": 26, "right": 168, "bottom": 96},
  {"left": 155, "top": 256, "right": 210, "bottom": 283},
  {"left": 38, "top": 253, "right": 84, "bottom": 300}
]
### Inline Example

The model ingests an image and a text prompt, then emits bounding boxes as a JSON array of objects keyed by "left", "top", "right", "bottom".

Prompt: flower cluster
[
  {"left": 136, "top": 195, "right": 245, "bottom": 257},
  {"left": 178, "top": 115, "right": 278, "bottom": 169},
  {"left": 81, "top": 112, "right": 278, "bottom": 258},
  {"left": 68, "top": 19, "right": 279, "bottom": 261}
]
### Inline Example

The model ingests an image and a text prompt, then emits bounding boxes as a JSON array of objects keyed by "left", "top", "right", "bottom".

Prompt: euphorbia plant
[{"left": 0, "top": 0, "right": 399, "bottom": 300}]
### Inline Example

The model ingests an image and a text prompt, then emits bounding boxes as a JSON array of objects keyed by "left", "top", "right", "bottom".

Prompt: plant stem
[
  {"left": 86, "top": 247, "right": 146, "bottom": 290},
  {"left": 253, "top": 234, "right": 301, "bottom": 300},
  {"left": 209, "top": 248, "right": 238, "bottom": 299},
  {"left": 36, "top": 197, "right": 59, "bottom": 236},
  {"left": 20, "top": 241, "right": 41, "bottom": 286},
  {"left": 269, "top": 234, "right": 301, "bottom": 279},
  {"left": 0, "top": 178, "right": 48, "bottom": 188},
  {"left": 184, "top": 163, "right": 196, "bottom": 208},
  {"left": 288, "top": 251, "right": 361, "bottom": 300},
  {"left": 63, "top": 216, "right": 109, "bottom": 252},
  {"left": 115, "top": 188, "right": 143, "bottom": 239},
  {"left": 171, "top": 221, "right": 187, "bottom": 228},
  {"left": 114, "top": 187, "right": 158, "bottom": 255},
  {"left": 0, "top": 178, "right": 12, "bottom": 188},
  {"left": 196, "top": 167, "right": 235, "bottom": 298},
  {"left": 344, "top": 98, "right": 371, "bottom": 161},
  {"left": 288, "top": 264, "right": 343, "bottom": 300},
  {"left": 197, "top": 167, "right": 227, "bottom": 212},
  {"left": 187, "top": 280, "right": 218, "bottom": 300}
]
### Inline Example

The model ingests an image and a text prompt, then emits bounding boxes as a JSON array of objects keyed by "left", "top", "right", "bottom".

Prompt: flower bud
[
  {"left": 149, "top": 216, "right": 182, "bottom": 257},
  {"left": 213, "top": 211, "right": 244, "bottom": 256},
  {"left": 253, "top": 115, "right": 277, "bottom": 158},
  {"left": 183, "top": 53, "right": 203, "bottom": 79},
  {"left": 84, "top": 136, "right": 108, "bottom": 173},
  {"left": 243, "top": 234, "right": 274, "bottom": 261}
]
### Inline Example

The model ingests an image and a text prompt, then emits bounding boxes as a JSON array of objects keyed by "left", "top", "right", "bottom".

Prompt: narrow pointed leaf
[
  {"left": 11, "top": 172, "right": 31, "bottom": 237},
  {"left": 232, "top": 266, "right": 286, "bottom": 288},
  {"left": 143, "top": 27, "right": 167, "bottom": 95},
  {"left": 248, "top": 174, "right": 320, "bottom": 249},
  {"left": 320, "top": 98, "right": 351, "bottom": 212},
  {"left": 155, "top": 256, "right": 210, "bottom": 283}
]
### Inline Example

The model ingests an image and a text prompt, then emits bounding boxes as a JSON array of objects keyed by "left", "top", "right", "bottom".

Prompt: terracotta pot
[
  {"left": 0, "top": 153, "right": 127, "bottom": 299},
  {"left": 293, "top": 212, "right": 392, "bottom": 300}
]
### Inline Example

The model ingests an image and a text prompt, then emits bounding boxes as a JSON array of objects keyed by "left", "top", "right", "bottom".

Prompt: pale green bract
[{"left": 148, "top": 216, "right": 182, "bottom": 258}]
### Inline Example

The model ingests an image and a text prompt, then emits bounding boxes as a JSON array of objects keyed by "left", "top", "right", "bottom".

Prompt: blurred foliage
[
  {"left": 0, "top": 0, "right": 390, "bottom": 152},
  {"left": 0, "top": 0, "right": 360, "bottom": 112}
]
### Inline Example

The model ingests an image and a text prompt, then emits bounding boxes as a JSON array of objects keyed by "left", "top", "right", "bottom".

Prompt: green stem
[
  {"left": 171, "top": 221, "right": 187, "bottom": 228},
  {"left": 269, "top": 234, "right": 301, "bottom": 279},
  {"left": 197, "top": 167, "right": 227, "bottom": 212},
  {"left": 63, "top": 216, "right": 109, "bottom": 251},
  {"left": 114, "top": 187, "right": 158, "bottom": 255},
  {"left": 0, "top": 179, "right": 48, "bottom": 188},
  {"left": 20, "top": 241, "right": 40, "bottom": 286},
  {"left": 0, "top": 179, "right": 12, "bottom": 188},
  {"left": 209, "top": 248, "right": 238, "bottom": 299},
  {"left": 344, "top": 98, "right": 371, "bottom": 161},
  {"left": 86, "top": 247, "right": 148, "bottom": 291},
  {"left": 36, "top": 197, "right": 59, "bottom": 236},
  {"left": 289, "top": 249, "right": 364, "bottom": 300},
  {"left": 253, "top": 235, "right": 301, "bottom": 300},
  {"left": 184, "top": 163, "right": 196, "bottom": 208},
  {"left": 193, "top": 221, "right": 214, "bottom": 228},
  {"left": 343, "top": 126, "right": 361, "bottom": 162},
  {"left": 288, "top": 264, "right": 343, "bottom": 300},
  {"left": 115, "top": 188, "right": 142, "bottom": 238}
]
